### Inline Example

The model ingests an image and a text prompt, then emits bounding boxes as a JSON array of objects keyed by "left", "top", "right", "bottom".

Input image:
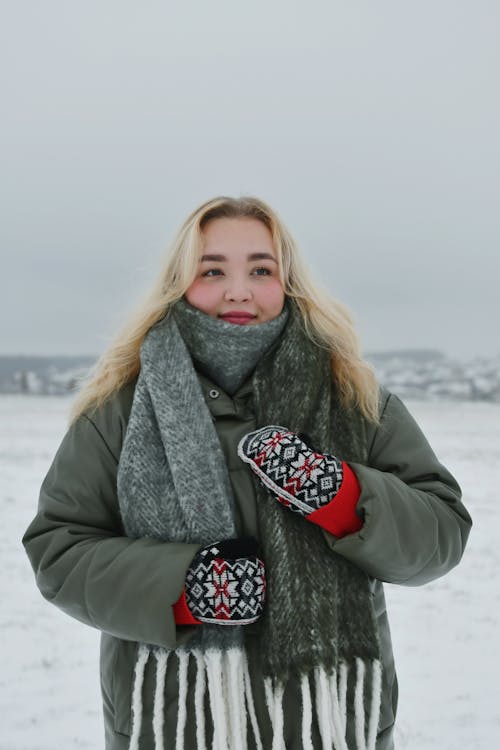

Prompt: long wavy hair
[{"left": 68, "top": 195, "right": 380, "bottom": 426}]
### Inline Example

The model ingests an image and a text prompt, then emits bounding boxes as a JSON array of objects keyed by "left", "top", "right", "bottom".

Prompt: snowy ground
[{"left": 1, "top": 395, "right": 499, "bottom": 749}]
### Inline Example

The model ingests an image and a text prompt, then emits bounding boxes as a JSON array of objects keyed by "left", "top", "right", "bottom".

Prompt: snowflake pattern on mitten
[
  {"left": 237, "top": 425, "right": 344, "bottom": 517},
  {"left": 185, "top": 541, "right": 266, "bottom": 625}
]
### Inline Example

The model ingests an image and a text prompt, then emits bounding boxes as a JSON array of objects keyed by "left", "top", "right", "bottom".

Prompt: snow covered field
[{"left": 1, "top": 395, "right": 499, "bottom": 749}]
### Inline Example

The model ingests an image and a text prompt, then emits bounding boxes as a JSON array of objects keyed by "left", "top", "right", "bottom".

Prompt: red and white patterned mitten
[
  {"left": 173, "top": 537, "right": 266, "bottom": 626},
  {"left": 237, "top": 426, "right": 363, "bottom": 538}
]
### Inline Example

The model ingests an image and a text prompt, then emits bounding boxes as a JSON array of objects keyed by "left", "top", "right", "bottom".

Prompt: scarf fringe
[
  {"left": 193, "top": 649, "right": 207, "bottom": 750},
  {"left": 300, "top": 672, "right": 313, "bottom": 750},
  {"left": 175, "top": 651, "right": 189, "bottom": 750},
  {"left": 338, "top": 661, "right": 349, "bottom": 735},
  {"left": 328, "top": 668, "right": 347, "bottom": 748},
  {"left": 127, "top": 647, "right": 382, "bottom": 750},
  {"left": 129, "top": 643, "right": 150, "bottom": 750},
  {"left": 205, "top": 648, "right": 228, "bottom": 750},
  {"left": 270, "top": 680, "right": 285, "bottom": 750},
  {"left": 152, "top": 649, "right": 168, "bottom": 750},
  {"left": 242, "top": 647, "right": 264, "bottom": 750},
  {"left": 226, "top": 648, "right": 248, "bottom": 750}
]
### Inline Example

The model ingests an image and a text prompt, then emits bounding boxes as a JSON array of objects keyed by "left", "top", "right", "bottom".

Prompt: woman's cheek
[
  {"left": 260, "top": 278, "right": 285, "bottom": 311},
  {"left": 184, "top": 279, "right": 218, "bottom": 312}
]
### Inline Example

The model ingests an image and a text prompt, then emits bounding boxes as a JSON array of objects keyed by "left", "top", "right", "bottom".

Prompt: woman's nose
[{"left": 223, "top": 279, "right": 252, "bottom": 302}]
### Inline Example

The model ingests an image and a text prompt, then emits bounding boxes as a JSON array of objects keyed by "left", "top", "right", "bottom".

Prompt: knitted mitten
[
  {"left": 173, "top": 537, "right": 266, "bottom": 626},
  {"left": 237, "top": 426, "right": 363, "bottom": 538}
]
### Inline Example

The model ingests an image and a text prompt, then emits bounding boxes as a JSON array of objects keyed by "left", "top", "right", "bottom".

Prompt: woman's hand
[{"left": 238, "top": 426, "right": 363, "bottom": 537}]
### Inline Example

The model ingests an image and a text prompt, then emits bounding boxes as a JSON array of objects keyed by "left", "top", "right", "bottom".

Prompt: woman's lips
[{"left": 219, "top": 312, "right": 256, "bottom": 325}]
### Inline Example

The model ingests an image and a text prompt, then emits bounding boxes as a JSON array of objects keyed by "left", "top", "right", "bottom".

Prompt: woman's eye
[{"left": 201, "top": 267, "right": 272, "bottom": 278}]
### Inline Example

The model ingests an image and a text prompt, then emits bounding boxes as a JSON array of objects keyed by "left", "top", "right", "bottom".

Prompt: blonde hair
[{"left": 68, "top": 195, "right": 381, "bottom": 426}]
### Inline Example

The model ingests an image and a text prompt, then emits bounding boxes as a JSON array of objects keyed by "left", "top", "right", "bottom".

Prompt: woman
[{"left": 22, "top": 195, "right": 472, "bottom": 750}]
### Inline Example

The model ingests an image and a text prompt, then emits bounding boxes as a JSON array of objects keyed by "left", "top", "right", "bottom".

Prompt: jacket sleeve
[
  {"left": 322, "top": 390, "right": 472, "bottom": 585},
  {"left": 21, "top": 409, "right": 201, "bottom": 650}
]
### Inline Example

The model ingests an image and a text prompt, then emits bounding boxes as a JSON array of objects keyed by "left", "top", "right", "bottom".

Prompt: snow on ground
[
  {"left": 383, "top": 400, "right": 500, "bottom": 749},
  {"left": 1, "top": 395, "right": 499, "bottom": 749}
]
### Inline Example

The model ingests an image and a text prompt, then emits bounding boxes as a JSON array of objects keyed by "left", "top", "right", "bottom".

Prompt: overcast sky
[{"left": 1, "top": 1, "right": 499, "bottom": 360}]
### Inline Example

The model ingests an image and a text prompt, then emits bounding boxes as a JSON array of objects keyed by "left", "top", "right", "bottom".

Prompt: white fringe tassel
[
  {"left": 366, "top": 660, "right": 383, "bottom": 750},
  {"left": 300, "top": 672, "right": 313, "bottom": 750},
  {"left": 193, "top": 650, "right": 207, "bottom": 750},
  {"left": 205, "top": 648, "right": 229, "bottom": 750},
  {"left": 128, "top": 643, "right": 150, "bottom": 750},
  {"left": 263, "top": 676, "right": 275, "bottom": 732},
  {"left": 271, "top": 680, "right": 285, "bottom": 750},
  {"left": 354, "top": 658, "right": 367, "bottom": 750},
  {"left": 338, "top": 661, "right": 349, "bottom": 736},
  {"left": 175, "top": 651, "right": 189, "bottom": 750},
  {"left": 242, "top": 649, "right": 263, "bottom": 750},
  {"left": 152, "top": 649, "right": 169, "bottom": 750},
  {"left": 129, "top": 645, "right": 382, "bottom": 750},
  {"left": 225, "top": 648, "right": 248, "bottom": 750},
  {"left": 328, "top": 669, "right": 349, "bottom": 750},
  {"left": 314, "top": 666, "right": 334, "bottom": 750},
  {"left": 353, "top": 658, "right": 383, "bottom": 750}
]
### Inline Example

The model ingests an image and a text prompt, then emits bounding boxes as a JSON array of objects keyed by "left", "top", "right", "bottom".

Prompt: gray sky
[{"left": 2, "top": 1, "right": 499, "bottom": 360}]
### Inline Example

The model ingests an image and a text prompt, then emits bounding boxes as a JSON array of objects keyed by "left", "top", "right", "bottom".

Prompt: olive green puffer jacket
[{"left": 22, "top": 372, "right": 472, "bottom": 749}]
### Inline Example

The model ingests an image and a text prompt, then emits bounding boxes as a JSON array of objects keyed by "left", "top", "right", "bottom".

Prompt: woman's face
[{"left": 185, "top": 217, "right": 285, "bottom": 325}]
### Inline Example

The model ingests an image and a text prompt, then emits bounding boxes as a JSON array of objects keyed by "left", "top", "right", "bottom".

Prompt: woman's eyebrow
[{"left": 200, "top": 252, "right": 277, "bottom": 263}]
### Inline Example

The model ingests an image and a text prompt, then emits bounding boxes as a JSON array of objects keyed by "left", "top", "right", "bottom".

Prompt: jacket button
[{"left": 209, "top": 389, "right": 220, "bottom": 399}]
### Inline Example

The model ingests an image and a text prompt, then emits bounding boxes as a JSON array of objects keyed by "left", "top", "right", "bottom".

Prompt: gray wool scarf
[
  {"left": 171, "top": 296, "right": 291, "bottom": 396},
  {"left": 116, "top": 297, "right": 382, "bottom": 750}
]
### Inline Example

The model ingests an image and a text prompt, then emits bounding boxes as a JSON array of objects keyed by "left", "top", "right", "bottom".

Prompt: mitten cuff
[
  {"left": 306, "top": 461, "right": 363, "bottom": 538},
  {"left": 172, "top": 587, "right": 202, "bottom": 626}
]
